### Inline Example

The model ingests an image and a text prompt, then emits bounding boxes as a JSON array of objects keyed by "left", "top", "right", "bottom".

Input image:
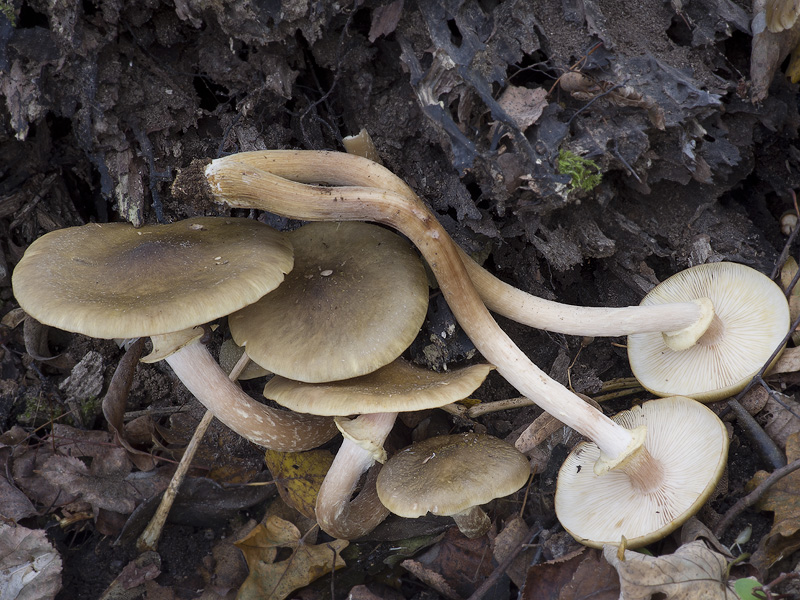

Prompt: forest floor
[{"left": 2, "top": 0, "right": 800, "bottom": 598}]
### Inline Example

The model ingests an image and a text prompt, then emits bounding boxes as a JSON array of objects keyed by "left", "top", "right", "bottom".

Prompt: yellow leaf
[
  {"left": 264, "top": 449, "right": 334, "bottom": 519},
  {"left": 235, "top": 515, "right": 348, "bottom": 600},
  {"left": 788, "top": 41, "right": 800, "bottom": 83}
]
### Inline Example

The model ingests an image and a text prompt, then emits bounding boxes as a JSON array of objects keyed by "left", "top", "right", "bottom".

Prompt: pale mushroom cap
[
  {"left": 12, "top": 217, "right": 293, "bottom": 339},
  {"left": 229, "top": 221, "right": 429, "bottom": 383},
  {"left": 628, "top": 262, "right": 790, "bottom": 402},
  {"left": 555, "top": 396, "right": 728, "bottom": 549},
  {"left": 263, "top": 358, "right": 494, "bottom": 415},
  {"left": 376, "top": 432, "right": 530, "bottom": 518}
]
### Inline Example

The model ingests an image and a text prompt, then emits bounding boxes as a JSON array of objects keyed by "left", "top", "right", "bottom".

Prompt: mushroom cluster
[
  {"left": 13, "top": 147, "right": 787, "bottom": 549},
  {"left": 180, "top": 149, "right": 788, "bottom": 547}
]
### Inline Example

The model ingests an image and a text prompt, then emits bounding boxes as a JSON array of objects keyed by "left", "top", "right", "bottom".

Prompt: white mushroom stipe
[{"left": 166, "top": 340, "right": 337, "bottom": 451}]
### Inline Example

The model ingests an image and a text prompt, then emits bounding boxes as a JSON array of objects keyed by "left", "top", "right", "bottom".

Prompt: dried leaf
[
  {"left": 520, "top": 547, "right": 589, "bottom": 600},
  {"left": 408, "top": 527, "right": 495, "bottom": 598},
  {"left": 235, "top": 515, "right": 347, "bottom": 600},
  {"left": 400, "top": 559, "right": 460, "bottom": 600},
  {"left": 40, "top": 449, "right": 170, "bottom": 516},
  {"left": 603, "top": 541, "right": 737, "bottom": 599},
  {"left": 101, "top": 338, "right": 155, "bottom": 471},
  {"left": 0, "top": 523, "right": 62, "bottom": 600},
  {"left": 757, "top": 394, "right": 800, "bottom": 449},
  {"left": 493, "top": 517, "right": 534, "bottom": 587},
  {"left": 263, "top": 448, "right": 334, "bottom": 519},
  {"left": 496, "top": 85, "right": 548, "bottom": 131},
  {"left": 748, "top": 432, "right": 800, "bottom": 573},
  {"left": 559, "top": 549, "right": 619, "bottom": 600},
  {"left": 368, "top": 0, "right": 404, "bottom": 43}
]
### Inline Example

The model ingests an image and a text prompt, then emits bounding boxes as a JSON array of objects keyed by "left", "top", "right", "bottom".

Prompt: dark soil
[{"left": 1, "top": 0, "right": 799, "bottom": 598}]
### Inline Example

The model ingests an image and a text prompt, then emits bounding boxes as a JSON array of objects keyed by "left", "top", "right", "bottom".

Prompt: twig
[
  {"left": 466, "top": 524, "right": 542, "bottom": 600},
  {"left": 136, "top": 350, "right": 251, "bottom": 552},
  {"left": 713, "top": 456, "right": 800, "bottom": 538}
]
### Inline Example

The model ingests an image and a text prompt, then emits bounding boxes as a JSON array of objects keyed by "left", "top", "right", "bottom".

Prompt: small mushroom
[
  {"left": 11, "top": 217, "right": 337, "bottom": 451},
  {"left": 263, "top": 358, "right": 494, "bottom": 539},
  {"left": 555, "top": 396, "right": 728, "bottom": 548},
  {"left": 375, "top": 432, "right": 530, "bottom": 538},
  {"left": 229, "top": 221, "right": 429, "bottom": 383},
  {"left": 627, "top": 262, "right": 790, "bottom": 401}
]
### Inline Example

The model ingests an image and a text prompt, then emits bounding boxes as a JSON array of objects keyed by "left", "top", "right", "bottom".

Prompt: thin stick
[
  {"left": 136, "top": 351, "right": 251, "bottom": 552},
  {"left": 713, "top": 456, "right": 800, "bottom": 539},
  {"left": 466, "top": 524, "right": 542, "bottom": 600}
]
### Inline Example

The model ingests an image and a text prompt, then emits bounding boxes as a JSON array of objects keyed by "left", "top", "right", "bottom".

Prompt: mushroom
[
  {"left": 183, "top": 149, "right": 731, "bottom": 545},
  {"left": 263, "top": 358, "right": 494, "bottom": 539},
  {"left": 555, "top": 395, "right": 728, "bottom": 548},
  {"left": 11, "top": 216, "right": 337, "bottom": 451},
  {"left": 627, "top": 262, "right": 790, "bottom": 401},
  {"left": 375, "top": 432, "right": 530, "bottom": 538},
  {"left": 229, "top": 221, "right": 429, "bottom": 382}
]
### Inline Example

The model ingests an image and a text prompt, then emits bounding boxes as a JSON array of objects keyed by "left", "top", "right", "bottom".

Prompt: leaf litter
[{"left": 4, "top": 0, "right": 800, "bottom": 597}]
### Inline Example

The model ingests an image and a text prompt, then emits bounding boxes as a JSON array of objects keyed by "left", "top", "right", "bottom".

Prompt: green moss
[
  {"left": 557, "top": 149, "right": 602, "bottom": 192},
  {"left": 0, "top": 2, "right": 16, "bottom": 26}
]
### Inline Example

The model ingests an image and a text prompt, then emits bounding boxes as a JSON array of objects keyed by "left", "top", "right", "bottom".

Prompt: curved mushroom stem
[
  {"left": 164, "top": 338, "right": 338, "bottom": 451},
  {"left": 201, "top": 154, "right": 637, "bottom": 464},
  {"left": 315, "top": 412, "right": 395, "bottom": 539},
  {"left": 219, "top": 150, "right": 710, "bottom": 338},
  {"left": 451, "top": 505, "right": 491, "bottom": 539}
]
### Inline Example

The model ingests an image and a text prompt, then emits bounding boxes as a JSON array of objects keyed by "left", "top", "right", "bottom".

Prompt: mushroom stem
[
  {"left": 451, "top": 506, "right": 491, "bottom": 539},
  {"left": 315, "top": 411, "right": 395, "bottom": 539},
  {"left": 202, "top": 154, "right": 635, "bottom": 462},
  {"left": 218, "top": 150, "right": 708, "bottom": 337},
  {"left": 164, "top": 339, "right": 338, "bottom": 451}
]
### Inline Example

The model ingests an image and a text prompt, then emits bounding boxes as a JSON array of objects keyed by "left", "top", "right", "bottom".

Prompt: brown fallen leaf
[
  {"left": 748, "top": 431, "right": 800, "bottom": 574},
  {"left": 405, "top": 526, "right": 495, "bottom": 598},
  {"left": 496, "top": 85, "right": 549, "bottom": 131},
  {"left": 757, "top": 394, "right": 800, "bottom": 449},
  {"left": 40, "top": 448, "right": 171, "bottom": 516},
  {"left": 0, "top": 523, "right": 62, "bottom": 600},
  {"left": 263, "top": 448, "right": 334, "bottom": 519},
  {"left": 603, "top": 541, "right": 737, "bottom": 600},
  {"left": 520, "top": 546, "right": 619, "bottom": 600},
  {"left": 234, "top": 515, "right": 347, "bottom": 600},
  {"left": 493, "top": 517, "right": 534, "bottom": 588}
]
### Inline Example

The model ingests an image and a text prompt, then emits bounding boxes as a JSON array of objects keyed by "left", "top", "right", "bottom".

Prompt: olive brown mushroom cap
[
  {"left": 555, "top": 396, "right": 728, "bottom": 549},
  {"left": 12, "top": 217, "right": 293, "bottom": 339},
  {"left": 229, "top": 221, "right": 429, "bottom": 383},
  {"left": 376, "top": 432, "right": 530, "bottom": 519},
  {"left": 627, "top": 262, "right": 790, "bottom": 402},
  {"left": 11, "top": 216, "right": 339, "bottom": 453},
  {"left": 263, "top": 358, "right": 495, "bottom": 416}
]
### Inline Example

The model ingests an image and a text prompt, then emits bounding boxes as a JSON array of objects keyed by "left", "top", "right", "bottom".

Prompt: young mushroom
[
  {"left": 11, "top": 216, "right": 337, "bottom": 451},
  {"left": 179, "top": 149, "right": 732, "bottom": 546},
  {"left": 228, "top": 221, "right": 429, "bottom": 382},
  {"left": 375, "top": 432, "right": 530, "bottom": 538},
  {"left": 263, "top": 358, "right": 494, "bottom": 539},
  {"left": 555, "top": 395, "right": 728, "bottom": 548}
]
